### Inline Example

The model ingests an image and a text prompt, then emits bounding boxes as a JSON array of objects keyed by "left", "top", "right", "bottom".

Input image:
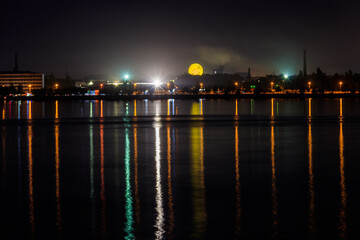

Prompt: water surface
[{"left": 1, "top": 98, "right": 360, "bottom": 239}]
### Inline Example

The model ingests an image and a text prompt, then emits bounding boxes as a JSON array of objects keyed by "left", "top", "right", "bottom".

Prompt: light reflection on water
[
  {"left": 339, "top": 120, "right": 346, "bottom": 239},
  {"left": 133, "top": 128, "right": 140, "bottom": 232},
  {"left": 154, "top": 126, "right": 165, "bottom": 239},
  {"left": 167, "top": 127, "right": 175, "bottom": 239},
  {"left": 2, "top": 101, "right": 5, "bottom": 120},
  {"left": 124, "top": 128, "right": 134, "bottom": 239},
  {"left": 270, "top": 125, "right": 278, "bottom": 239},
  {"left": 0, "top": 99, "right": 359, "bottom": 239},
  {"left": 100, "top": 124, "right": 106, "bottom": 237},
  {"left": 55, "top": 125, "right": 62, "bottom": 232},
  {"left": 27, "top": 125, "right": 35, "bottom": 235},
  {"left": 0, "top": 98, "right": 356, "bottom": 120},
  {"left": 89, "top": 125, "right": 96, "bottom": 235},
  {"left": 308, "top": 122, "right": 315, "bottom": 235},
  {"left": 234, "top": 125, "right": 241, "bottom": 236},
  {"left": 190, "top": 125, "right": 206, "bottom": 238}
]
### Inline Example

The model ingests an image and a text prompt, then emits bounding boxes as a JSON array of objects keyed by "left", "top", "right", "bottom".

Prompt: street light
[
  {"left": 100, "top": 83, "right": 104, "bottom": 89},
  {"left": 271, "top": 82, "right": 274, "bottom": 91},
  {"left": 55, "top": 83, "right": 59, "bottom": 89},
  {"left": 200, "top": 83, "right": 203, "bottom": 89},
  {"left": 154, "top": 80, "right": 161, "bottom": 88},
  {"left": 339, "top": 81, "right": 343, "bottom": 92},
  {"left": 308, "top": 81, "right": 311, "bottom": 91},
  {"left": 28, "top": 84, "right": 32, "bottom": 94}
]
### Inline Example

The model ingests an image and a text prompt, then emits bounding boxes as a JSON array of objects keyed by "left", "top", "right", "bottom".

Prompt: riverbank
[{"left": 2, "top": 93, "right": 360, "bottom": 101}]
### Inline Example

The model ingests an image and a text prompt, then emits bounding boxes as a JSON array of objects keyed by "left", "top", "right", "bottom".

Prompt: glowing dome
[{"left": 188, "top": 63, "right": 203, "bottom": 76}]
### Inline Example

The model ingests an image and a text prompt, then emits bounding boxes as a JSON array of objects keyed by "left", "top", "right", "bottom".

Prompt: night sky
[{"left": 1, "top": 0, "right": 359, "bottom": 79}]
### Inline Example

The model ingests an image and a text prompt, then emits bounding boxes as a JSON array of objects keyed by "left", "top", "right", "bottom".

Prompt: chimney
[{"left": 303, "top": 50, "right": 307, "bottom": 81}]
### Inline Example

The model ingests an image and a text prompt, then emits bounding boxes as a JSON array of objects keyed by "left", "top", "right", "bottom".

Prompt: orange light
[
  {"left": 340, "top": 81, "right": 343, "bottom": 85},
  {"left": 235, "top": 82, "right": 238, "bottom": 86}
]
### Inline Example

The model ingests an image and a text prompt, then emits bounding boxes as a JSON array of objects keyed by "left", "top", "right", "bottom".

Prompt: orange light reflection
[
  {"left": 100, "top": 100, "right": 104, "bottom": 118},
  {"left": 134, "top": 128, "right": 140, "bottom": 226},
  {"left": 235, "top": 99, "right": 238, "bottom": 116},
  {"left": 55, "top": 125, "right": 62, "bottom": 231},
  {"left": 2, "top": 101, "right": 5, "bottom": 120},
  {"left": 167, "top": 100, "right": 170, "bottom": 116},
  {"left": 340, "top": 98, "right": 343, "bottom": 118},
  {"left": 55, "top": 101, "right": 59, "bottom": 119},
  {"left": 28, "top": 125, "right": 35, "bottom": 234},
  {"left": 308, "top": 123, "right": 315, "bottom": 234},
  {"left": 100, "top": 125, "right": 106, "bottom": 237},
  {"left": 271, "top": 125, "right": 278, "bottom": 239},
  {"left": 235, "top": 126, "right": 241, "bottom": 235},
  {"left": 339, "top": 121, "right": 347, "bottom": 239},
  {"left": 28, "top": 101, "right": 32, "bottom": 120},
  {"left": 167, "top": 127, "right": 175, "bottom": 239}
]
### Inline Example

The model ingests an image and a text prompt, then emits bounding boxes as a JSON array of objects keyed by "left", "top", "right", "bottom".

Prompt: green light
[
  {"left": 124, "top": 128, "right": 134, "bottom": 239},
  {"left": 126, "top": 102, "right": 129, "bottom": 116},
  {"left": 90, "top": 101, "right": 93, "bottom": 118}
]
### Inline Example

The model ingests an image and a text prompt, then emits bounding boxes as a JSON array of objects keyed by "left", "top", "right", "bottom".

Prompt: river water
[{"left": 1, "top": 98, "right": 360, "bottom": 239}]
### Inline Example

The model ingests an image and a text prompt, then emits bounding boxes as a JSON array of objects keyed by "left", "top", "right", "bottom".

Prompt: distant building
[
  {"left": 0, "top": 72, "right": 44, "bottom": 92},
  {"left": 0, "top": 54, "right": 44, "bottom": 92},
  {"left": 84, "top": 74, "right": 110, "bottom": 85}
]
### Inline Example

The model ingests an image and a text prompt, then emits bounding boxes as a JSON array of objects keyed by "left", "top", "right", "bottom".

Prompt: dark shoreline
[{"left": 2, "top": 93, "right": 360, "bottom": 101}]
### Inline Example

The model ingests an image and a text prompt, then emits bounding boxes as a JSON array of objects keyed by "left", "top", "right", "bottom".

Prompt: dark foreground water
[{"left": 1, "top": 98, "right": 360, "bottom": 239}]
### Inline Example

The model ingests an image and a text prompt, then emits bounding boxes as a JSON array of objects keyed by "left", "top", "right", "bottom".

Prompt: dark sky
[{"left": 1, "top": 0, "right": 359, "bottom": 79}]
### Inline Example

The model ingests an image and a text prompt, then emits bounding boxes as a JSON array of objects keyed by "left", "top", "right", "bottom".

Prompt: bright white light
[
  {"left": 284, "top": 74, "right": 289, "bottom": 79},
  {"left": 89, "top": 81, "right": 93, "bottom": 86},
  {"left": 124, "top": 74, "right": 129, "bottom": 80},
  {"left": 154, "top": 80, "right": 162, "bottom": 88}
]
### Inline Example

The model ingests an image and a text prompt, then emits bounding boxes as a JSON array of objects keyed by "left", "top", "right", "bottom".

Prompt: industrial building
[{"left": 0, "top": 54, "right": 44, "bottom": 93}]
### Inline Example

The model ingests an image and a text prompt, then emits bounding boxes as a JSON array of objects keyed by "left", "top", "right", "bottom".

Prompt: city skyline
[{"left": 1, "top": 0, "right": 360, "bottom": 79}]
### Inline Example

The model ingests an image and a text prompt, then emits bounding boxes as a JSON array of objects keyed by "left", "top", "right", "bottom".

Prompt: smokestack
[
  {"left": 303, "top": 50, "right": 307, "bottom": 81},
  {"left": 13, "top": 53, "right": 18, "bottom": 72}
]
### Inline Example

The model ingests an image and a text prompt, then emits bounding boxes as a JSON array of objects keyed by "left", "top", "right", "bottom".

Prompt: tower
[{"left": 303, "top": 50, "right": 307, "bottom": 81}]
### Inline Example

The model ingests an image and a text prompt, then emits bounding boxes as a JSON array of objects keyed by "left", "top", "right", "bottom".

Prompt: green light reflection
[{"left": 124, "top": 128, "right": 134, "bottom": 239}]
